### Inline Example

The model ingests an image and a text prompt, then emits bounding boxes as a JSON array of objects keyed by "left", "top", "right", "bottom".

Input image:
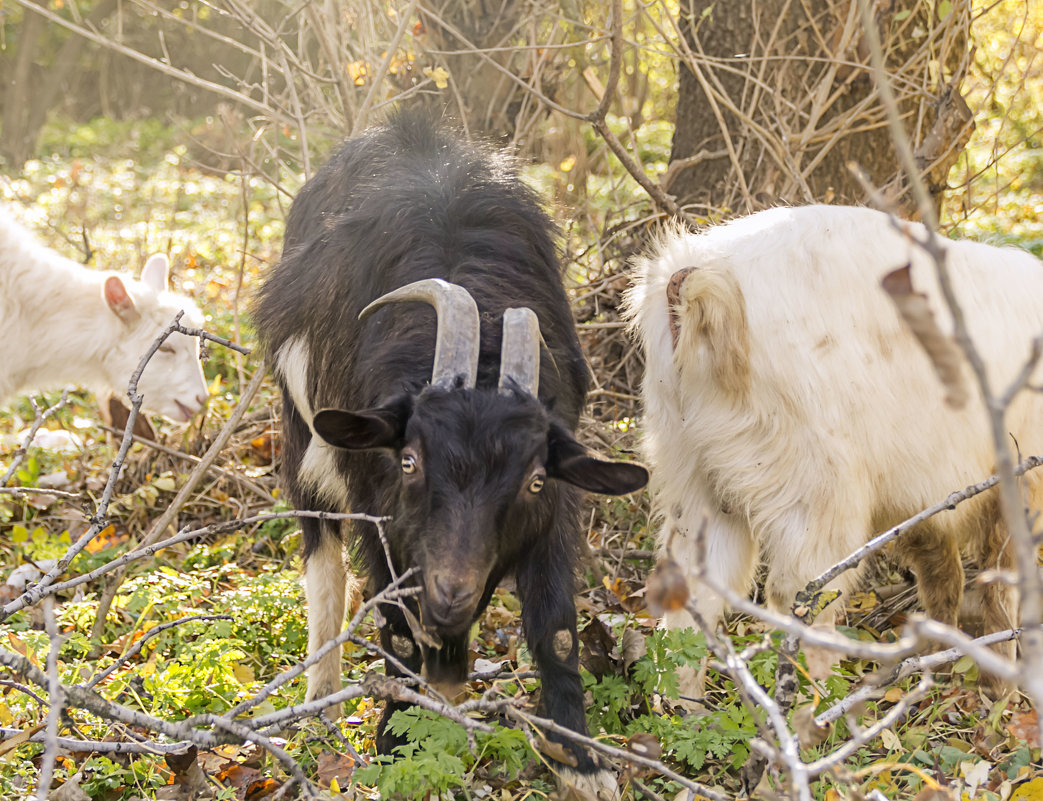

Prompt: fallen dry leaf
[
  {"left": 50, "top": 773, "right": 90, "bottom": 801},
  {"left": 165, "top": 746, "right": 210, "bottom": 796},
  {"left": 793, "top": 704, "right": 833, "bottom": 748},
  {"left": 214, "top": 761, "right": 262, "bottom": 791},
  {"left": 578, "top": 617, "right": 619, "bottom": 678},
  {"left": 244, "top": 777, "right": 281, "bottom": 800},
  {"left": 535, "top": 736, "right": 579, "bottom": 767},
  {"left": 1010, "top": 777, "right": 1043, "bottom": 801},
  {"left": 881, "top": 264, "right": 967, "bottom": 409},
  {"left": 646, "top": 559, "right": 689, "bottom": 615},
  {"left": 316, "top": 751, "right": 356, "bottom": 788},
  {"left": 626, "top": 732, "right": 662, "bottom": 760},
  {"left": 1007, "top": 709, "right": 1041, "bottom": 749}
]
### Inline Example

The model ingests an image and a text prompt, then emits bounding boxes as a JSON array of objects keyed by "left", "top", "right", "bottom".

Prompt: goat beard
[{"left": 421, "top": 637, "right": 470, "bottom": 702}]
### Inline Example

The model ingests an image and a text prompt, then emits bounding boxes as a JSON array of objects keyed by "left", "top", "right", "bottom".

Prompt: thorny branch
[
  {"left": 1, "top": 390, "right": 70, "bottom": 488},
  {"left": 86, "top": 354, "right": 268, "bottom": 643}
]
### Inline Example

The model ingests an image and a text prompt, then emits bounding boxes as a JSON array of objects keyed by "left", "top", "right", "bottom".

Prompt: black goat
[{"left": 252, "top": 113, "right": 647, "bottom": 791}]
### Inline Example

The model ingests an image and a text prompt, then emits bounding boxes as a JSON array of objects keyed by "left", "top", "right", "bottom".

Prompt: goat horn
[
  {"left": 498, "top": 307, "right": 540, "bottom": 397},
  {"left": 360, "top": 278, "right": 480, "bottom": 389}
]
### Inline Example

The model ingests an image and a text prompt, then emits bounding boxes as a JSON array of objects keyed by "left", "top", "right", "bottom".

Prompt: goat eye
[
  {"left": 158, "top": 344, "right": 175, "bottom": 354},
  {"left": 401, "top": 454, "right": 418, "bottom": 474},
  {"left": 527, "top": 475, "right": 545, "bottom": 494}
]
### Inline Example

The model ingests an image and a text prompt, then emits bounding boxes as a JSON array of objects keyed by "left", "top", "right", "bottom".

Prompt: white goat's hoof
[{"left": 554, "top": 766, "right": 619, "bottom": 801}]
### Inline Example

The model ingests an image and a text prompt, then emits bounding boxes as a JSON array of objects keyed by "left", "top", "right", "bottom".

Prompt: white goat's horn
[
  {"left": 360, "top": 278, "right": 480, "bottom": 390},
  {"left": 498, "top": 307, "right": 540, "bottom": 397}
]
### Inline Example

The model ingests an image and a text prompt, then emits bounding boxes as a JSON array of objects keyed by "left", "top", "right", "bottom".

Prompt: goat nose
[{"left": 429, "top": 575, "right": 479, "bottom": 623}]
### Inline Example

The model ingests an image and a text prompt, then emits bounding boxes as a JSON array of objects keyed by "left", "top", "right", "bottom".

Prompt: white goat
[
  {"left": 0, "top": 207, "right": 208, "bottom": 421},
  {"left": 627, "top": 204, "right": 1043, "bottom": 688}
]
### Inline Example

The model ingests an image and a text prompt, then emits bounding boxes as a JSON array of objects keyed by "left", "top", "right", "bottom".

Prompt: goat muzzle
[{"left": 423, "top": 571, "right": 482, "bottom": 633}]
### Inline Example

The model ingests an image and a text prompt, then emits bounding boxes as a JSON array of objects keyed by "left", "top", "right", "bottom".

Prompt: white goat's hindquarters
[{"left": 628, "top": 204, "right": 1043, "bottom": 696}]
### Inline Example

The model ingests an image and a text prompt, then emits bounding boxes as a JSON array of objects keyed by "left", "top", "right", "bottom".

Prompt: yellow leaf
[
  {"left": 347, "top": 60, "right": 368, "bottom": 86},
  {"left": 559, "top": 155, "right": 577, "bottom": 172},
  {"left": 1011, "top": 778, "right": 1043, "bottom": 801},
  {"left": 0, "top": 704, "right": 13, "bottom": 726},
  {"left": 152, "top": 474, "right": 177, "bottom": 493},
  {"left": 233, "top": 664, "right": 255, "bottom": 684},
  {"left": 880, "top": 728, "right": 901, "bottom": 751},
  {"left": 423, "top": 66, "right": 450, "bottom": 89},
  {"left": 138, "top": 656, "right": 157, "bottom": 677},
  {"left": 884, "top": 687, "right": 904, "bottom": 703},
  {"left": 330, "top": 778, "right": 340, "bottom": 793},
  {"left": 86, "top": 524, "right": 122, "bottom": 554}
]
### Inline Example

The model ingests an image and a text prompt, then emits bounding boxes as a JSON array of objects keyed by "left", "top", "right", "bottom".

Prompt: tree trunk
[
  {"left": 0, "top": 10, "right": 45, "bottom": 166},
  {"left": 417, "top": 0, "right": 564, "bottom": 143},
  {"left": 0, "top": 0, "right": 121, "bottom": 167},
  {"left": 668, "top": 0, "right": 973, "bottom": 216}
]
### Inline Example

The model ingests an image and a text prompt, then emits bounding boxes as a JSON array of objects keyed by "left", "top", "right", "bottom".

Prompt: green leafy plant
[{"left": 355, "top": 708, "right": 534, "bottom": 798}]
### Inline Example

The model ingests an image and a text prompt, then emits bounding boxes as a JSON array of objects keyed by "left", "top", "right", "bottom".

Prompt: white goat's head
[{"left": 101, "top": 254, "right": 209, "bottom": 422}]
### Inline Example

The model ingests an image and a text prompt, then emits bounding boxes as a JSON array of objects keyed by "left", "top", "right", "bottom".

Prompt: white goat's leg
[
  {"left": 761, "top": 494, "right": 870, "bottom": 618},
  {"left": 660, "top": 505, "right": 757, "bottom": 704},
  {"left": 556, "top": 766, "right": 620, "bottom": 801},
  {"left": 305, "top": 532, "right": 348, "bottom": 717},
  {"left": 762, "top": 504, "right": 866, "bottom": 680}
]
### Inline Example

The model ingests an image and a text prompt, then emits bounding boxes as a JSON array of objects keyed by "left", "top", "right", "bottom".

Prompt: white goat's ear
[
  {"left": 140, "top": 254, "right": 170, "bottom": 292},
  {"left": 103, "top": 275, "right": 141, "bottom": 325}
]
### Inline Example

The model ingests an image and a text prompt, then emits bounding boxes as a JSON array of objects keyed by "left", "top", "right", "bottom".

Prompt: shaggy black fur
[{"left": 253, "top": 111, "right": 647, "bottom": 775}]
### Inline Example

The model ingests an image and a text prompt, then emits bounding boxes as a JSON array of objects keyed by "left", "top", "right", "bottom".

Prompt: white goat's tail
[{"left": 668, "top": 266, "right": 750, "bottom": 396}]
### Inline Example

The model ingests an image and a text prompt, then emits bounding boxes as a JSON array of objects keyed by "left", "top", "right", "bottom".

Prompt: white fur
[
  {"left": 273, "top": 335, "right": 354, "bottom": 700},
  {"left": 0, "top": 207, "right": 208, "bottom": 421},
  {"left": 626, "top": 204, "right": 1043, "bottom": 630},
  {"left": 304, "top": 532, "right": 350, "bottom": 714},
  {"left": 555, "top": 766, "right": 620, "bottom": 801},
  {"left": 273, "top": 336, "right": 352, "bottom": 509}
]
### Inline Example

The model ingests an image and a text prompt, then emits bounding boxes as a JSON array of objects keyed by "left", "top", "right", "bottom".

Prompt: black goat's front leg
[
  {"left": 373, "top": 603, "right": 424, "bottom": 754},
  {"left": 516, "top": 541, "right": 616, "bottom": 798},
  {"left": 373, "top": 591, "right": 469, "bottom": 756}
]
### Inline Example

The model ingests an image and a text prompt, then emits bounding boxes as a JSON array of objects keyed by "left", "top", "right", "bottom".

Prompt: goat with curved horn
[
  {"left": 253, "top": 112, "right": 649, "bottom": 799},
  {"left": 498, "top": 307, "right": 540, "bottom": 396},
  {"left": 360, "top": 278, "right": 480, "bottom": 389}
]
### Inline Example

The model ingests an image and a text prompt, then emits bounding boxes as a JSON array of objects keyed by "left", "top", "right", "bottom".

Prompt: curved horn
[
  {"left": 360, "top": 278, "right": 480, "bottom": 389},
  {"left": 498, "top": 307, "right": 540, "bottom": 397}
]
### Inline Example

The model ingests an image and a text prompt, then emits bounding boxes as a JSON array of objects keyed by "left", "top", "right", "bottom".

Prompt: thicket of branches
[{"left": 2, "top": 0, "right": 1043, "bottom": 799}]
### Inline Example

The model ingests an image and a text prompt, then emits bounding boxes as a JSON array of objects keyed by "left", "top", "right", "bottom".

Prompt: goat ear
[
  {"left": 103, "top": 276, "right": 141, "bottom": 325},
  {"left": 546, "top": 422, "right": 649, "bottom": 496},
  {"left": 140, "top": 254, "right": 170, "bottom": 292},
  {"left": 313, "top": 401, "right": 410, "bottom": 450}
]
